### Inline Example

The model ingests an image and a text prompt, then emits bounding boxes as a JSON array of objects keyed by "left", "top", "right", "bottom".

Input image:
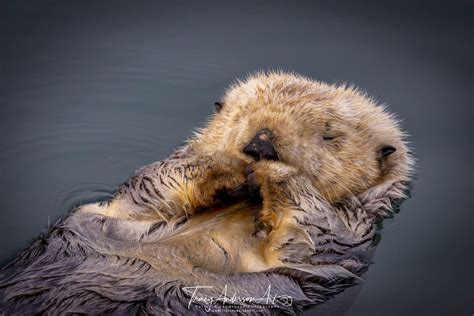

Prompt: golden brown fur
[
  {"left": 78, "top": 71, "right": 413, "bottom": 275},
  {"left": 1, "top": 71, "right": 414, "bottom": 314}
]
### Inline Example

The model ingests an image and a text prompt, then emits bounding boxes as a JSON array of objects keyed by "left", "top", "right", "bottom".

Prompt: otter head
[{"left": 192, "top": 72, "right": 413, "bottom": 205}]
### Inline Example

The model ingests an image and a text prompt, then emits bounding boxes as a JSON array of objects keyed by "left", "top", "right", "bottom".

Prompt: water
[{"left": 1, "top": 1, "right": 472, "bottom": 315}]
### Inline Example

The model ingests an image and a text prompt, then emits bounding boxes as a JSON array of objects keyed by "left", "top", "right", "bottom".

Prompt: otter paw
[
  {"left": 246, "top": 161, "right": 297, "bottom": 196},
  {"left": 193, "top": 153, "right": 248, "bottom": 211},
  {"left": 246, "top": 161, "right": 298, "bottom": 231}
]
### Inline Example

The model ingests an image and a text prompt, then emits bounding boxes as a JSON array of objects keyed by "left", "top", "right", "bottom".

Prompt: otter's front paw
[
  {"left": 246, "top": 161, "right": 297, "bottom": 197},
  {"left": 193, "top": 153, "right": 248, "bottom": 212},
  {"left": 245, "top": 161, "right": 298, "bottom": 229}
]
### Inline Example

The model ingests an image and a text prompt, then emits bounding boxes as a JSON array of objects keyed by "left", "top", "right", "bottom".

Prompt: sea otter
[{"left": 0, "top": 72, "right": 413, "bottom": 314}]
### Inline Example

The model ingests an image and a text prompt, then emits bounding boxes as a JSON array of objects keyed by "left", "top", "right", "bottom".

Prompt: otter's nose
[{"left": 243, "top": 129, "right": 279, "bottom": 161}]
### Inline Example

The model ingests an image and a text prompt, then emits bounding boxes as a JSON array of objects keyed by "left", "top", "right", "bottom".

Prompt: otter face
[{"left": 194, "top": 72, "right": 412, "bottom": 203}]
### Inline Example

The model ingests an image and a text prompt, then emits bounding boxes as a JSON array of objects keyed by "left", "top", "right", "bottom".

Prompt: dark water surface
[{"left": 1, "top": 1, "right": 472, "bottom": 315}]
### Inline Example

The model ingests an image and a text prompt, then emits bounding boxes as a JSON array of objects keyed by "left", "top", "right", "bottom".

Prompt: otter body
[{"left": 0, "top": 72, "right": 413, "bottom": 314}]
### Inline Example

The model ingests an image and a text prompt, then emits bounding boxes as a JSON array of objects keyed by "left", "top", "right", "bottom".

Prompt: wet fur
[{"left": 0, "top": 71, "right": 413, "bottom": 314}]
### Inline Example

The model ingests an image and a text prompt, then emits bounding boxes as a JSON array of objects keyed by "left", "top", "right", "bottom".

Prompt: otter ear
[
  {"left": 379, "top": 145, "right": 396, "bottom": 160},
  {"left": 214, "top": 101, "right": 224, "bottom": 113}
]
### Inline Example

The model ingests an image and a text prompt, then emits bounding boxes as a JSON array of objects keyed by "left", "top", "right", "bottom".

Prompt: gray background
[{"left": 1, "top": 1, "right": 472, "bottom": 315}]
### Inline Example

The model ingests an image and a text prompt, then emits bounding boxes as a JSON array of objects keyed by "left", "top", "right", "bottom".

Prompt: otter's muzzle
[{"left": 243, "top": 129, "right": 279, "bottom": 161}]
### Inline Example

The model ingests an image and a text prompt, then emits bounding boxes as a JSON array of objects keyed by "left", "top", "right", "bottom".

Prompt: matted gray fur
[
  {"left": 0, "top": 71, "right": 414, "bottom": 314},
  {"left": 0, "top": 181, "right": 410, "bottom": 315}
]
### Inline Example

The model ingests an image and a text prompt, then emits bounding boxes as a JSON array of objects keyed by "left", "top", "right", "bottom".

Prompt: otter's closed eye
[
  {"left": 322, "top": 131, "right": 344, "bottom": 141},
  {"left": 323, "top": 122, "right": 342, "bottom": 141},
  {"left": 323, "top": 134, "right": 338, "bottom": 141}
]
